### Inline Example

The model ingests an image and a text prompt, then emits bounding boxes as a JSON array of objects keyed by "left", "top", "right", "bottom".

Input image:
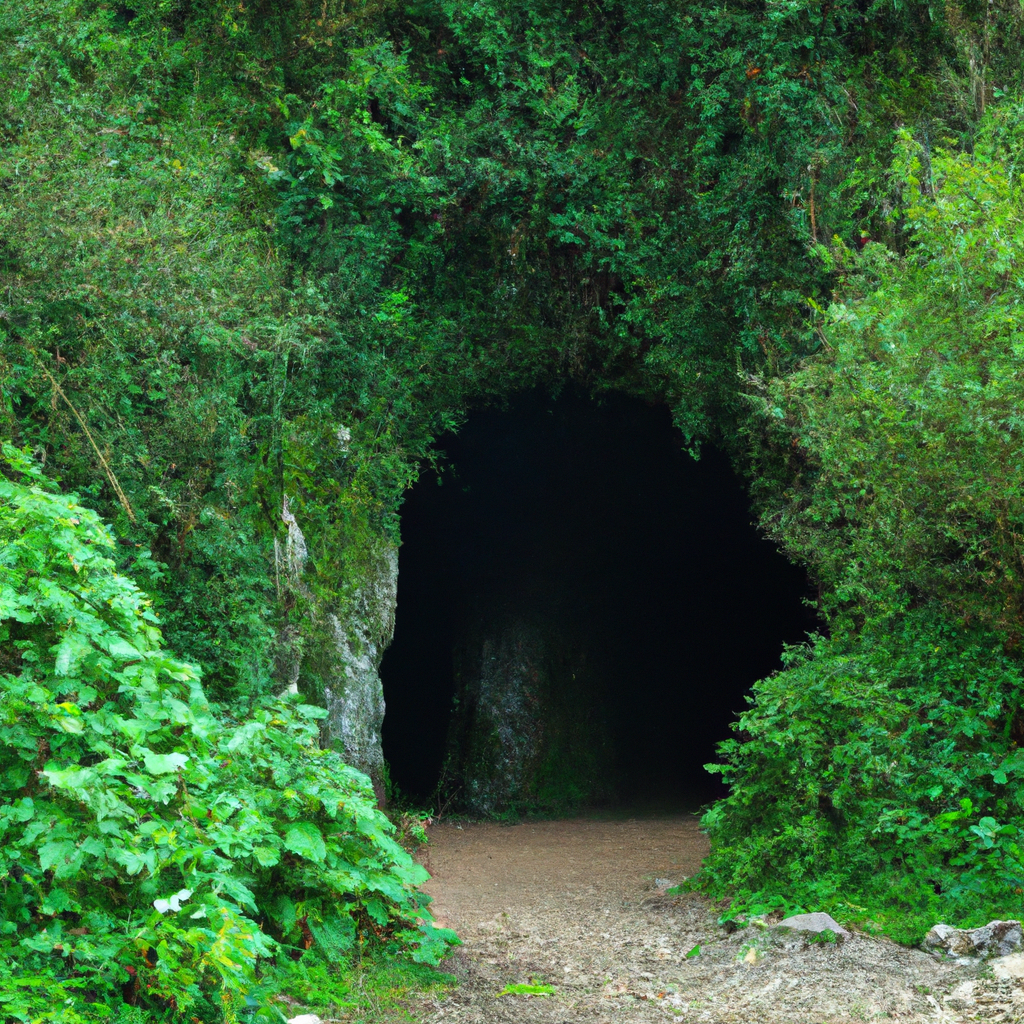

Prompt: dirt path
[{"left": 410, "top": 816, "right": 1019, "bottom": 1023}]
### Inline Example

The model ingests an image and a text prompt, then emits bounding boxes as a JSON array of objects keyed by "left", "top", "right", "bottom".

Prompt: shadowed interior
[{"left": 381, "top": 388, "right": 817, "bottom": 810}]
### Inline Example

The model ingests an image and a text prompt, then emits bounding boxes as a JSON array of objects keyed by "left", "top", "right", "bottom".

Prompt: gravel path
[{"left": 408, "top": 816, "right": 1023, "bottom": 1023}]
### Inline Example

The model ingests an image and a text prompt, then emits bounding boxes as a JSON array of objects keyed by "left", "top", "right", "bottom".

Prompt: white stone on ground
[{"left": 775, "top": 912, "right": 851, "bottom": 939}]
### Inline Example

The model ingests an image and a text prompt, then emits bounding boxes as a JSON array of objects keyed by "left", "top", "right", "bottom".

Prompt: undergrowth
[
  {"left": 268, "top": 947, "right": 457, "bottom": 1024},
  {"left": 698, "top": 111, "right": 1024, "bottom": 940},
  {"left": 0, "top": 445, "right": 457, "bottom": 1021}
]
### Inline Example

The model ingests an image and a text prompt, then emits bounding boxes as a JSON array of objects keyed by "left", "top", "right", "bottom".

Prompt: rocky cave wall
[
  {"left": 445, "top": 609, "right": 614, "bottom": 816},
  {"left": 278, "top": 496, "right": 397, "bottom": 804}
]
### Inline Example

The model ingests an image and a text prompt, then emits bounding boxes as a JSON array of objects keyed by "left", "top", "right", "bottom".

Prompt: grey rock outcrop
[
  {"left": 776, "top": 912, "right": 851, "bottom": 940},
  {"left": 443, "top": 606, "right": 614, "bottom": 816},
  {"left": 923, "top": 920, "right": 1023, "bottom": 958},
  {"left": 276, "top": 496, "right": 395, "bottom": 804},
  {"left": 322, "top": 543, "right": 397, "bottom": 805},
  {"left": 280, "top": 496, "right": 309, "bottom": 583},
  {"left": 451, "top": 618, "right": 549, "bottom": 816}
]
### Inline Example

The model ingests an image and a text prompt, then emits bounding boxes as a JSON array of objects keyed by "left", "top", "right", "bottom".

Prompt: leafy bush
[
  {"left": 700, "top": 612, "right": 1024, "bottom": 940},
  {"left": 0, "top": 445, "right": 454, "bottom": 1022},
  {"left": 702, "top": 106, "right": 1024, "bottom": 938},
  {"left": 749, "top": 115, "right": 1024, "bottom": 642}
]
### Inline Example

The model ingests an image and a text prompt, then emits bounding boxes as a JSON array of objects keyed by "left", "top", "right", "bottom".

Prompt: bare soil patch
[{"left": 409, "top": 816, "right": 1023, "bottom": 1023}]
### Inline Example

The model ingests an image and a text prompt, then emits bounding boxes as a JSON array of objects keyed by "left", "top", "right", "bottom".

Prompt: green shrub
[
  {"left": 702, "top": 113, "right": 1024, "bottom": 936},
  {"left": 700, "top": 612, "right": 1024, "bottom": 939},
  {"left": 749, "top": 115, "right": 1024, "bottom": 643},
  {"left": 0, "top": 445, "right": 455, "bottom": 1022}
]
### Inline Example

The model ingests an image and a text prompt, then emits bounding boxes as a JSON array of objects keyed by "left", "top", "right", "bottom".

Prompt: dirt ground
[{"left": 408, "top": 816, "right": 1024, "bottom": 1024}]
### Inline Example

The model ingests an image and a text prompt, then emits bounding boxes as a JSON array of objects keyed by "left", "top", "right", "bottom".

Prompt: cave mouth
[{"left": 380, "top": 387, "right": 817, "bottom": 814}]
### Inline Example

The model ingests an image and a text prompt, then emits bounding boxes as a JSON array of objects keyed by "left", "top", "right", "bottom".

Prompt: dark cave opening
[{"left": 380, "top": 388, "right": 817, "bottom": 812}]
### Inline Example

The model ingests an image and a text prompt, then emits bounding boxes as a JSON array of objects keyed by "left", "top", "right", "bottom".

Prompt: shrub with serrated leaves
[
  {"left": 700, "top": 107, "right": 1024, "bottom": 939},
  {"left": 0, "top": 444, "right": 455, "bottom": 1022},
  {"left": 749, "top": 114, "right": 1024, "bottom": 644},
  {"left": 699, "top": 612, "right": 1024, "bottom": 940}
]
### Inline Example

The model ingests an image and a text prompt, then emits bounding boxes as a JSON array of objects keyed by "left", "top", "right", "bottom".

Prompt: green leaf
[
  {"left": 80, "top": 836, "right": 107, "bottom": 858},
  {"left": 283, "top": 822, "right": 327, "bottom": 863},
  {"left": 365, "top": 897, "right": 389, "bottom": 926},
  {"left": 253, "top": 845, "right": 281, "bottom": 868},
  {"left": 140, "top": 776, "right": 179, "bottom": 804},
  {"left": 409, "top": 922, "right": 460, "bottom": 965},
  {"left": 142, "top": 751, "right": 189, "bottom": 774},
  {"left": 53, "top": 642, "right": 76, "bottom": 677},
  {"left": 9, "top": 798, "right": 35, "bottom": 823},
  {"left": 106, "top": 639, "right": 141, "bottom": 661},
  {"left": 40, "top": 889, "right": 77, "bottom": 916},
  {"left": 40, "top": 767, "right": 95, "bottom": 791},
  {"left": 39, "top": 840, "right": 80, "bottom": 878},
  {"left": 111, "top": 847, "right": 155, "bottom": 876}
]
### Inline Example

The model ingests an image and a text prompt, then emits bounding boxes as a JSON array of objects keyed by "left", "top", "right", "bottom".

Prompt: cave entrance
[{"left": 380, "top": 388, "right": 816, "bottom": 814}]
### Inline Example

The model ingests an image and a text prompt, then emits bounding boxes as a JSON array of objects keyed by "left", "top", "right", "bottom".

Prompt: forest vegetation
[{"left": 2, "top": 0, "right": 1024, "bottom": 1018}]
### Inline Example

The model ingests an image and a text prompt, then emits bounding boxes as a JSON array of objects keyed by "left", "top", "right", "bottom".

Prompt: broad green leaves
[
  {"left": 252, "top": 845, "right": 281, "bottom": 868},
  {"left": 0, "top": 448, "right": 453, "bottom": 1020},
  {"left": 142, "top": 751, "right": 190, "bottom": 774},
  {"left": 284, "top": 822, "right": 328, "bottom": 863}
]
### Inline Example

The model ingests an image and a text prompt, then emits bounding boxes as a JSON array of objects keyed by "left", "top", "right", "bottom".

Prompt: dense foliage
[
  {"left": 0, "top": 446, "right": 453, "bottom": 1021},
  {"left": 701, "top": 110, "right": 1024, "bottom": 935},
  {"left": 702, "top": 613, "right": 1024, "bottom": 941},
  {"left": 751, "top": 119, "right": 1024, "bottom": 640},
  {"left": 3, "top": 0, "right": 1005, "bottom": 691},
  {"left": 3, "top": 0, "right": 1024, "bottom": 1007}
]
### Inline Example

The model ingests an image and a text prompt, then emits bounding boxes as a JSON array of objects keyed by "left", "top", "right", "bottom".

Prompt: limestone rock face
[
  {"left": 923, "top": 920, "right": 1023, "bottom": 958},
  {"left": 276, "top": 496, "right": 395, "bottom": 804},
  {"left": 322, "top": 543, "right": 397, "bottom": 805}
]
